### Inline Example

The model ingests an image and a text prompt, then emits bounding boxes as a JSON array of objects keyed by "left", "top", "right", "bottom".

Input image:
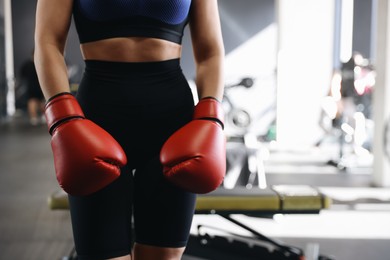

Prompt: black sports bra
[{"left": 72, "top": 0, "right": 192, "bottom": 44}]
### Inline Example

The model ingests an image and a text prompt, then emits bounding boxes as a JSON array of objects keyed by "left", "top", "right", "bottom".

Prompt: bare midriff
[{"left": 80, "top": 37, "right": 182, "bottom": 62}]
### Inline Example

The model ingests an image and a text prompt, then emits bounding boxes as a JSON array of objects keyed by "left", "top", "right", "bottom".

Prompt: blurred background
[{"left": 1, "top": 0, "right": 390, "bottom": 259}]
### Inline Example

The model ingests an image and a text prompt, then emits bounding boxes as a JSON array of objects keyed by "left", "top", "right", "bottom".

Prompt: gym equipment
[
  {"left": 187, "top": 185, "right": 333, "bottom": 260},
  {"left": 223, "top": 77, "right": 275, "bottom": 190},
  {"left": 48, "top": 185, "right": 333, "bottom": 260}
]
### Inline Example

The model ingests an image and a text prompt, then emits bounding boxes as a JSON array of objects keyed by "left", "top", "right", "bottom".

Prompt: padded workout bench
[{"left": 48, "top": 185, "right": 333, "bottom": 260}]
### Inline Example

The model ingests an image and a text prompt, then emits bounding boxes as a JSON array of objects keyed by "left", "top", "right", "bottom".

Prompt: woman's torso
[{"left": 80, "top": 37, "right": 182, "bottom": 62}]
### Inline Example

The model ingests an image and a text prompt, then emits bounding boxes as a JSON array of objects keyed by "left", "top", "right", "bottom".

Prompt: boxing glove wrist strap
[
  {"left": 194, "top": 97, "right": 224, "bottom": 129},
  {"left": 45, "top": 92, "right": 85, "bottom": 135}
]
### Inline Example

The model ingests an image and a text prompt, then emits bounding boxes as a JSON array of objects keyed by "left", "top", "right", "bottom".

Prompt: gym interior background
[{"left": 1, "top": 0, "right": 390, "bottom": 259}]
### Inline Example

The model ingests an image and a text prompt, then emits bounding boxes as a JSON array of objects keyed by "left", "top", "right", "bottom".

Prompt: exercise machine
[{"left": 48, "top": 185, "right": 334, "bottom": 260}]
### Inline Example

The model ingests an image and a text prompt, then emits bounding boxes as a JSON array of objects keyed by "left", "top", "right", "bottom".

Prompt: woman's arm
[
  {"left": 34, "top": 0, "right": 74, "bottom": 100},
  {"left": 189, "top": 0, "right": 225, "bottom": 101}
]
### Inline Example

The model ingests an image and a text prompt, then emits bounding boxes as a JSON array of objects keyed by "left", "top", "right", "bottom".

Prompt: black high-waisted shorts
[{"left": 68, "top": 59, "right": 197, "bottom": 260}]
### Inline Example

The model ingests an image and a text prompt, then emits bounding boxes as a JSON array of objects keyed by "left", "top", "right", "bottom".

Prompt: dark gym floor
[{"left": 1, "top": 114, "right": 390, "bottom": 260}]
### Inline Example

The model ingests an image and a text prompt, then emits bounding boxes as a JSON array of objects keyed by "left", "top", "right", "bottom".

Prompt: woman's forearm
[
  {"left": 195, "top": 54, "right": 225, "bottom": 102},
  {"left": 34, "top": 0, "right": 73, "bottom": 100},
  {"left": 189, "top": 0, "right": 225, "bottom": 102},
  {"left": 34, "top": 43, "right": 70, "bottom": 100}
]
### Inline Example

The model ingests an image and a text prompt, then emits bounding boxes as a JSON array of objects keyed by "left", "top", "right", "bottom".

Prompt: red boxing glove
[
  {"left": 45, "top": 92, "right": 127, "bottom": 196},
  {"left": 160, "top": 97, "right": 226, "bottom": 194}
]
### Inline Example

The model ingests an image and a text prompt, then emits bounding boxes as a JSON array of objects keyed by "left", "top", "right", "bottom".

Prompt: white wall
[
  {"left": 372, "top": 0, "right": 390, "bottom": 187},
  {"left": 223, "top": 24, "right": 278, "bottom": 137},
  {"left": 276, "top": 0, "right": 335, "bottom": 148}
]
